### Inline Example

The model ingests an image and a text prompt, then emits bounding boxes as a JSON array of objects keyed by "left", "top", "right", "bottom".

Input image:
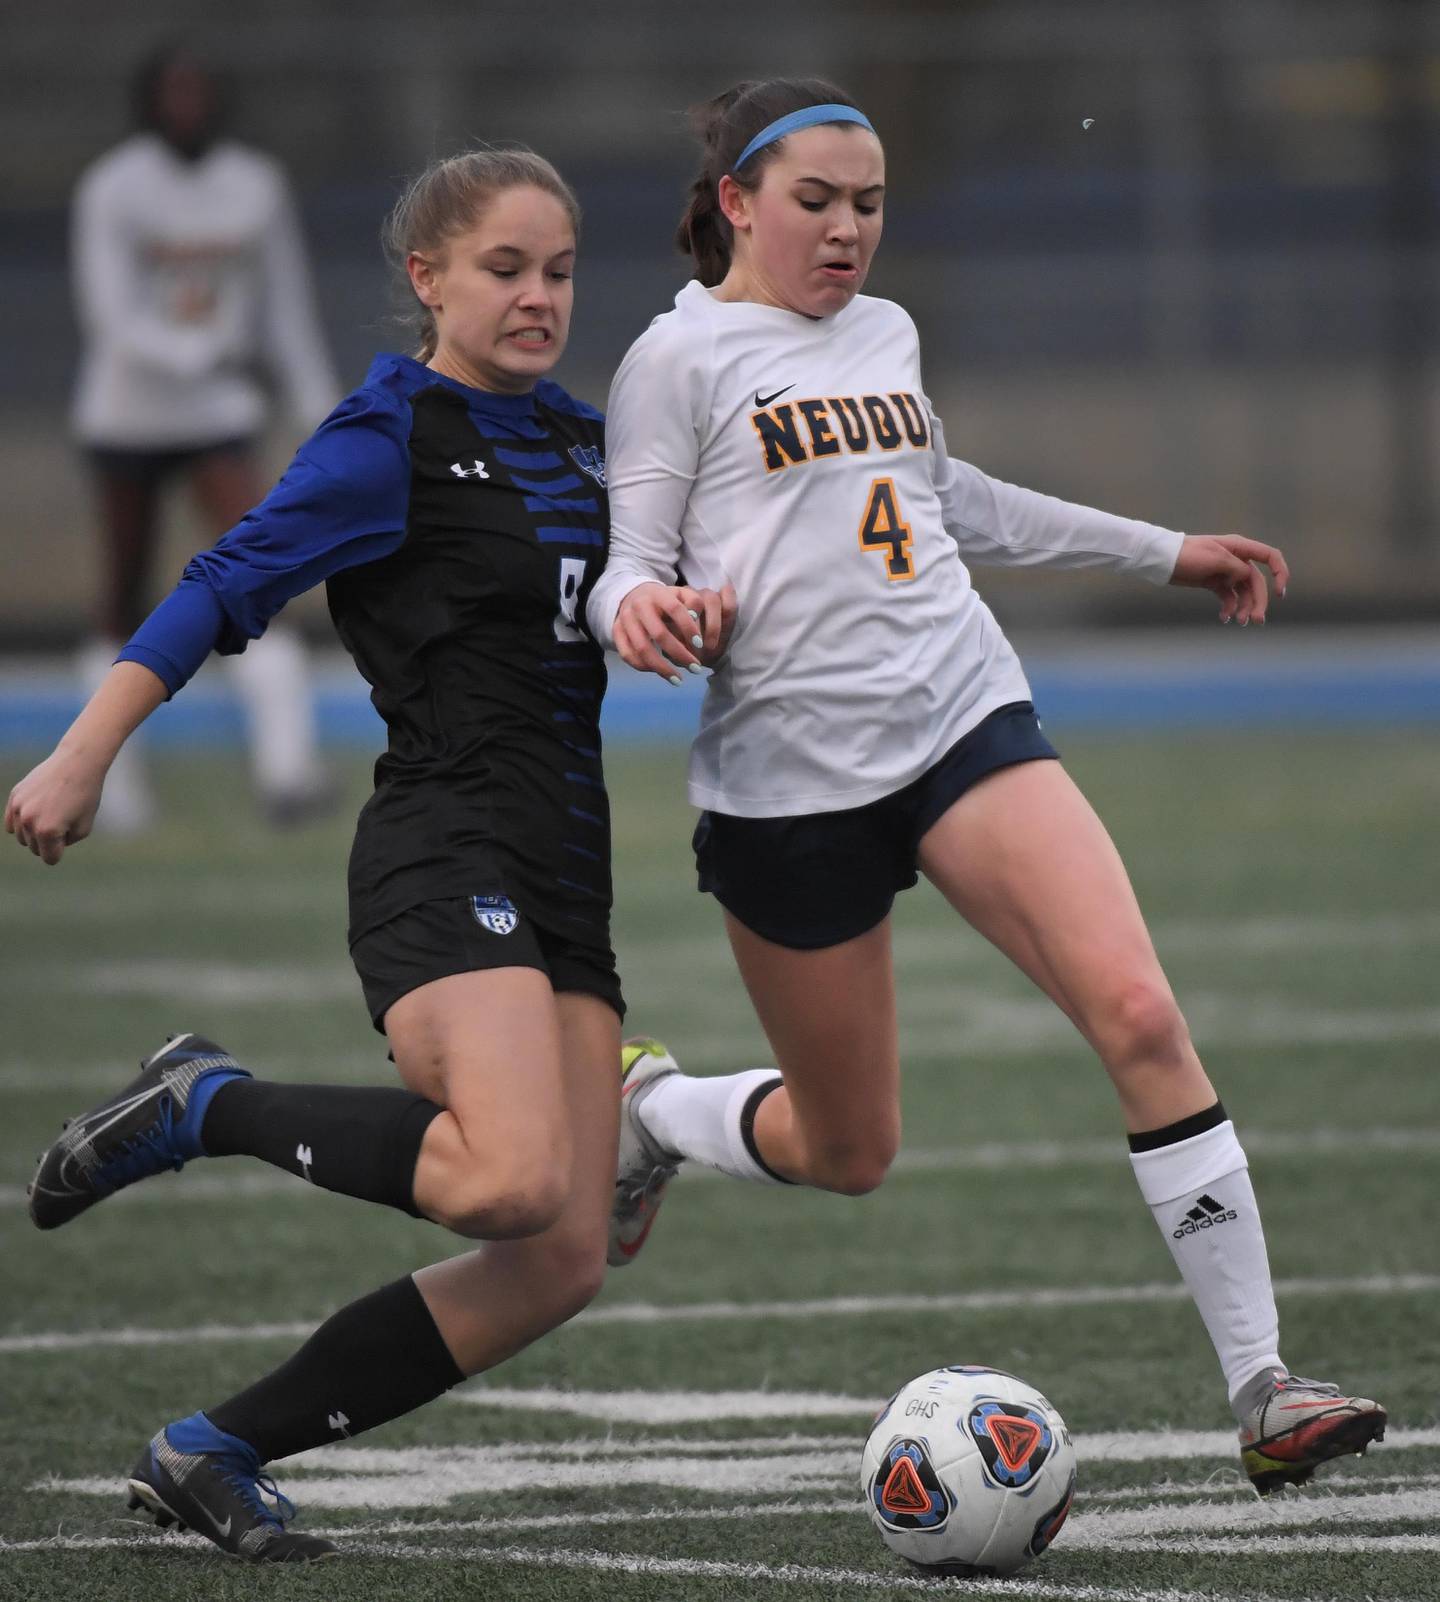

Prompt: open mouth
[
  {"left": 507, "top": 328, "right": 551, "bottom": 347},
  {"left": 819, "top": 262, "right": 858, "bottom": 281}
]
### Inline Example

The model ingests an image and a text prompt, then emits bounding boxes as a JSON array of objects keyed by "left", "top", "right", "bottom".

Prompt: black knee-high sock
[
  {"left": 200, "top": 1080, "right": 441, "bottom": 1217},
  {"left": 206, "top": 1276, "right": 465, "bottom": 1464}
]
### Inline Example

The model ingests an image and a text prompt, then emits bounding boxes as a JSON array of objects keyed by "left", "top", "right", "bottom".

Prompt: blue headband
[{"left": 732, "top": 104, "right": 875, "bottom": 174}]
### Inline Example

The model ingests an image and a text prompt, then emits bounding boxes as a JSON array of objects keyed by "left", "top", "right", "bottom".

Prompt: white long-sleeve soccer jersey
[
  {"left": 588, "top": 280, "right": 1184, "bottom": 817},
  {"left": 71, "top": 134, "right": 339, "bottom": 447}
]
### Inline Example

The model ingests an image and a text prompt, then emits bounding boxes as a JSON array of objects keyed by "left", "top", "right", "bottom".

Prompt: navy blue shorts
[{"left": 693, "top": 702, "right": 1059, "bottom": 950}]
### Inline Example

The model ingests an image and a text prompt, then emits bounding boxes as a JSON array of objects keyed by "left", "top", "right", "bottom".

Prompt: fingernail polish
[
  {"left": 687, "top": 610, "right": 700, "bottom": 621},
  {"left": 687, "top": 662, "right": 704, "bottom": 674},
  {"left": 668, "top": 674, "right": 683, "bottom": 686},
  {"left": 691, "top": 635, "right": 704, "bottom": 648}
]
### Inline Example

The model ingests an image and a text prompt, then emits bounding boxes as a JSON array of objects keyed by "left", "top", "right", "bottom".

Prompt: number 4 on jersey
[{"left": 859, "top": 478, "right": 915, "bottom": 581}]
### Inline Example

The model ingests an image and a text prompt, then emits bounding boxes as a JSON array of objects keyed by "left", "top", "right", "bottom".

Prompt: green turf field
[{"left": 1, "top": 732, "right": 1436, "bottom": 1602}]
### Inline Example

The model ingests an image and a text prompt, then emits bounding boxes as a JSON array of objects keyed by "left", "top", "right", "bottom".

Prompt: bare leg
[
  {"left": 197, "top": 979, "right": 616, "bottom": 1431},
  {"left": 387, "top": 966, "right": 575, "bottom": 1239},
  {"left": 716, "top": 915, "right": 902, "bottom": 1195},
  {"left": 84, "top": 467, "right": 164, "bottom": 831},
  {"left": 915, "top": 759, "right": 1213, "bottom": 1129},
  {"left": 413, "top": 990, "right": 620, "bottom": 1372},
  {"left": 917, "top": 759, "right": 1280, "bottom": 1403}
]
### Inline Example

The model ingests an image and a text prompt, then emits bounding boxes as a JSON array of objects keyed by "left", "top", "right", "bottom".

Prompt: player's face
[
  {"left": 726, "top": 124, "right": 885, "bottom": 318},
  {"left": 152, "top": 59, "right": 220, "bottom": 157},
  {"left": 415, "top": 186, "right": 576, "bottom": 394}
]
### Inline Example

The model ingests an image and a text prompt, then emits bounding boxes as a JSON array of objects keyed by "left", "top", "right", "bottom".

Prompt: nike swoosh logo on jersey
[{"left": 754, "top": 385, "right": 795, "bottom": 408}]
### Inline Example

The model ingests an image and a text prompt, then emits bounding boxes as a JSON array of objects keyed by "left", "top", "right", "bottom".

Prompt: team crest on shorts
[{"left": 471, "top": 895, "right": 519, "bottom": 935}]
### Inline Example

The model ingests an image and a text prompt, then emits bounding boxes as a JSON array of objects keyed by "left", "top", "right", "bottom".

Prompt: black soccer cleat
[
  {"left": 127, "top": 1413, "right": 337, "bottom": 1563},
  {"left": 27, "top": 1033, "right": 247, "bottom": 1229}
]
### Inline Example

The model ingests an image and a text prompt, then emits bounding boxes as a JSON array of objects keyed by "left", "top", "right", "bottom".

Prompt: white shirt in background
[
  {"left": 71, "top": 133, "right": 340, "bottom": 448},
  {"left": 589, "top": 280, "right": 1184, "bottom": 818}
]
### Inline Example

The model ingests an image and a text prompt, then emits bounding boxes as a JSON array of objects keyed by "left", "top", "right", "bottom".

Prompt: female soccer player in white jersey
[
  {"left": 591, "top": 77, "right": 1386, "bottom": 1495},
  {"left": 72, "top": 43, "right": 339, "bottom": 831}
]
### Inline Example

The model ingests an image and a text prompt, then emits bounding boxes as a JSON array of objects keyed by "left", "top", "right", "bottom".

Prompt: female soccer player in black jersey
[{"left": 7, "top": 148, "right": 723, "bottom": 1563}]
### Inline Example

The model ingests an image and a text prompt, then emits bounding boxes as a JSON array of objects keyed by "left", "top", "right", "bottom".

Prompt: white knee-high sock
[
  {"left": 639, "top": 1068, "right": 788, "bottom": 1185},
  {"left": 1130, "top": 1110, "right": 1284, "bottom": 1411},
  {"left": 77, "top": 638, "right": 154, "bottom": 834},
  {"left": 225, "top": 626, "right": 321, "bottom": 797}
]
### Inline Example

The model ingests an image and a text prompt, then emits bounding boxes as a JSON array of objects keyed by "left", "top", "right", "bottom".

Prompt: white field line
[
  {"left": 0, "top": 1054, "right": 385, "bottom": 1093},
  {"left": 11, "top": 1481, "right": 1440, "bottom": 1588},
  {"left": 1066, "top": 1486, "right": 1440, "bottom": 1538},
  {"left": 576, "top": 1273, "right": 1440, "bottom": 1328},
  {"left": 0, "top": 879, "right": 339, "bottom": 924},
  {"left": 5, "top": 1273, "right": 1439, "bottom": 1356},
  {"left": 0, "top": 1533, "right": 1324, "bottom": 1602},
  {"left": 1097, "top": 1535, "right": 1440, "bottom": 1555},
  {"left": 446, "top": 1387, "right": 882, "bottom": 1423},
  {"left": 10, "top": 959, "right": 1440, "bottom": 1056},
  {"left": 1, "top": 1524, "right": 1434, "bottom": 1593},
  {"left": 6, "top": 1122, "right": 1437, "bottom": 1202},
  {"left": 1085, "top": 1470, "right": 1440, "bottom": 1502},
  {"left": 37, "top": 1444, "right": 1440, "bottom": 1510},
  {"left": 303, "top": 1484, "right": 1440, "bottom": 1541},
  {"left": 277, "top": 1428, "right": 1440, "bottom": 1470},
  {"left": 135, "top": 1534, "right": 1440, "bottom": 1602}
]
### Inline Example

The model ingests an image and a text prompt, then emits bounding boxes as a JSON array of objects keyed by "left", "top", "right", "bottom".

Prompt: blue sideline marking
[{"left": 3, "top": 652, "right": 1439, "bottom": 750}]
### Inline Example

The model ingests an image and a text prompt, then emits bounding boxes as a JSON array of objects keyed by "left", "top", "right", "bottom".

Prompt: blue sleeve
[{"left": 118, "top": 385, "right": 413, "bottom": 695}]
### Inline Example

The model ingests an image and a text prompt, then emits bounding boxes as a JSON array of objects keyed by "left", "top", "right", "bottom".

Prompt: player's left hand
[{"left": 1168, "top": 533, "right": 1289, "bottom": 625}]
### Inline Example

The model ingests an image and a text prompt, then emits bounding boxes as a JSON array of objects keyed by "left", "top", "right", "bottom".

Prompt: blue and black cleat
[
  {"left": 27, "top": 1032, "right": 247, "bottom": 1229},
  {"left": 128, "top": 1413, "right": 337, "bottom": 1563}
]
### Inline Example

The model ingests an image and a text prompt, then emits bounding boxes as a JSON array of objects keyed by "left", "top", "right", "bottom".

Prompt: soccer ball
[{"left": 860, "top": 1365, "right": 1077, "bottom": 1577}]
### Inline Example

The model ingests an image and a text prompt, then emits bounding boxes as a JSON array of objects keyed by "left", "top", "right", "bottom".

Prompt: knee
[
  {"left": 434, "top": 1166, "right": 570, "bottom": 1241},
  {"left": 534, "top": 1232, "right": 609, "bottom": 1321},
  {"left": 1100, "top": 978, "right": 1191, "bottom": 1073},
  {"left": 804, "top": 1132, "right": 899, "bottom": 1197}
]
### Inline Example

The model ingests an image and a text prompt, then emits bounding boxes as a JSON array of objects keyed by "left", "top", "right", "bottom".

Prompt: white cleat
[{"left": 608, "top": 1038, "right": 682, "bottom": 1267}]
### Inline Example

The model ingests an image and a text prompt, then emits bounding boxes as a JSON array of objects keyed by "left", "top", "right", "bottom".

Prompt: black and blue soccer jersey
[{"left": 121, "top": 353, "right": 613, "bottom": 947}]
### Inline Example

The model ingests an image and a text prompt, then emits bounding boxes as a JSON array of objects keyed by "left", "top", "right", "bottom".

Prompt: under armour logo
[
  {"left": 296, "top": 1142, "right": 313, "bottom": 1183},
  {"left": 328, "top": 1411, "right": 351, "bottom": 1437},
  {"left": 450, "top": 459, "right": 490, "bottom": 479}
]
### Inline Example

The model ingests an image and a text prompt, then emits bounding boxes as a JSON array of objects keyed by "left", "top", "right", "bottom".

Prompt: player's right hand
[
  {"left": 4, "top": 751, "right": 106, "bottom": 866},
  {"left": 614, "top": 582, "right": 736, "bottom": 684}
]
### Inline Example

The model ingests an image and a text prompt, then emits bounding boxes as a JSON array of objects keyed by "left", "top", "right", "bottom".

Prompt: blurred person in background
[{"left": 71, "top": 40, "right": 340, "bottom": 831}]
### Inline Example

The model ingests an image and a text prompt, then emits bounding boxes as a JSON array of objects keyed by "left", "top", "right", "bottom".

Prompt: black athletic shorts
[
  {"left": 693, "top": 701, "right": 1059, "bottom": 951},
  {"left": 351, "top": 894, "right": 625, "bottom": 1032},
  {"left": 86, "top": 436, "right": 256, "bottom": 487}
]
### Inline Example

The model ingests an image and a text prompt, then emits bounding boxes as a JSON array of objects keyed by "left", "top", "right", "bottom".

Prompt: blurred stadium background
[{"left": 3, "top": 0, "right": 1439, "bottom": 665}]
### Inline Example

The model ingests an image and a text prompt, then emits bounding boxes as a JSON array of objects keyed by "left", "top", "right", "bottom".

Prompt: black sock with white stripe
[
  {"left": 1128, "top": 1101, "right": 1283, "bottom": 1415},
  {"left": 200, "top": 1080, "right": 441, "bottom": 1217},
  {"left": 205, "top": 1275, "right": 464, "bottom": 1463}
]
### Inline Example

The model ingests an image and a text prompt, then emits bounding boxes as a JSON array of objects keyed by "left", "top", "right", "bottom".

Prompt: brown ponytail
[
  {"left": 675, "top": 77, "right": 866, "bottom": 287},
  {"left": 381, "top": 146, "right": 581, "bottom": 362}
]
